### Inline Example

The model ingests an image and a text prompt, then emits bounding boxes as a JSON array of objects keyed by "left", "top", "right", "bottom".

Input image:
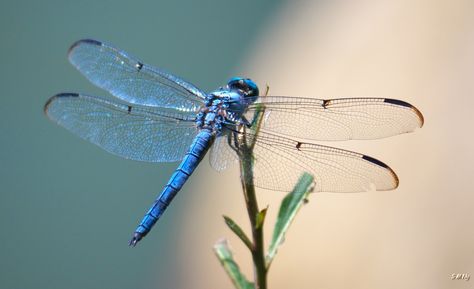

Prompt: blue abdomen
[{"left": 130, "top": 129, "right": 214, "bottom": 246}]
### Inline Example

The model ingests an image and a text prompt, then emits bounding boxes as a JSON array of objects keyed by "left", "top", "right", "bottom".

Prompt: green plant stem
[
  {"left": 237, "top": 95, "right": 268, "bottom": 289},
  {"left": 239, "top": 148, "right": 267, "bottom": 289}
]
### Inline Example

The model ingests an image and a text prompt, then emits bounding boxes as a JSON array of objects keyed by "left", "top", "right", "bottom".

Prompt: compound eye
[
  {"left": 228, "top": 77, "right": 244, "bottom": 89},
  {"left": 228, "top": 77, "right": 259, "bottom": 96},
  {"left": 243, "top": 79, "right": 259, "bottom": 97}
]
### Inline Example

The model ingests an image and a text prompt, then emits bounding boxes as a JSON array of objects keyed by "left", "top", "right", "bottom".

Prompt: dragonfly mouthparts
[{"left": 129, "top": 232, "right": 144, "bottom": 247}]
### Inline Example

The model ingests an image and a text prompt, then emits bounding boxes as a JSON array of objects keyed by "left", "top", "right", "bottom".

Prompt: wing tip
[
  {"left": 384, "top": 98, "right": 425, "bottom": 128},
  {"left": 412, "top": 105, "right": 424, "bottom": 128},
  {"left": 389, "top": 170, "right": 400, "bottom": 190},
  {"left": 44, "top": 92, "right": 80, "bottom": 115},
  {"left": 362, "top": 154, "right": 399, "bottom": 190},
  {"left": 67, "top": 39, "right": 103, "bottom": 57}
]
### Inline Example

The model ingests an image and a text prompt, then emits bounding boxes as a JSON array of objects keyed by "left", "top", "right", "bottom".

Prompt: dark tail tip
[{"left": 129, "top": 232, "right": 144, "bottom": 247}]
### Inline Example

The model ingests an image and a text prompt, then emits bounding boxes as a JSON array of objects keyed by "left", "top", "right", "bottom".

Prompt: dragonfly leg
[
  {"left": 244, "top": 107, "right": 266, "bottom": 129},
  {"left": 244, "top": 85, "right": 269, "bottom": 129},
  {"left": 241, "top": 116, "right": 253, "bottom": 128},
  {"left": 226, "top": 131, "right": 240, "bottom": 154}
]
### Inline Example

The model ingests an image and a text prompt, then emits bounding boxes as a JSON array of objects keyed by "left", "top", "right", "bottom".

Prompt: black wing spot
[
  {"left": 322, "top": 99, "right": 331, "bottom": 109},
  {"left": 44, "top": 93, "right": 80, "bottom": 113},
  {"left": 56, "top": 92, "right": 80, "bottom": 98},
  {"left": 384, "top": 98, "right": 425, "bottom": 127},
  {"left": 296, "top": 142, "right": 302, "bottom": 150},
  {"left": 68, "top": 39, "right": 103, "bottom": 56},
  {"left": 135, "top": 62, "right": 143, "bottom": 71},
  {"left": 362, "top": 155, "right": 389, "bottom": 168},
  {"left": 384, "top": 98, "right": 412, "bottom": 108}
]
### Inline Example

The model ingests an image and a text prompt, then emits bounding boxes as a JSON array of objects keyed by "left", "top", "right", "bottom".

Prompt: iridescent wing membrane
[
  {"left": 244, "top": 130, "right": 398, "bottom": 192},
  {"left": 45, "top": 39, "right": 203, "bottom": 162},
  {"left": 213, "top": 96, "right": 423, "bottom": 192},
  {"left": 247, "top": 96, "right": 424, "bottom": 141},
  {"left": 67, "top": 39, "right": 205, "bottom": 109},
  {"left": 46, "top": 39, "right": 424, "bottom": 194},
  {"left": 45, "top": 93, "right": 197, "bottom": 162}
]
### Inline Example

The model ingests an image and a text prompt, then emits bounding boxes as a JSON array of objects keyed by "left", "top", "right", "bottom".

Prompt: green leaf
[
  {"left": 266, "top": 173, "right": 314, "bottom": 267},
  {"left": 223, "top": 215, "right": 253, "bottom": 251},
  {"left": 255, "top": 207, "right": 268, "bottom": 230},
  {"left": 214, "top": 239, "right": 254, "bottom": 289}
]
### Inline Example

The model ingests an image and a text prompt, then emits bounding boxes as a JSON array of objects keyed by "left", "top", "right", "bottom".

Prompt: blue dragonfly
[{"left": 44, "top": 39, "right": 424, "bottom": 246}]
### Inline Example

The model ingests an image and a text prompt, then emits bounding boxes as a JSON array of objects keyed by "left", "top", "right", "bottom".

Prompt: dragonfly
[{"left": 44, "top": 39, "right": 424, "bottom": 246}]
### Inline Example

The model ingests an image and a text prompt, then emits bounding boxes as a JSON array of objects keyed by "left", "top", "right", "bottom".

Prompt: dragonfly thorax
[{"left": 196, "top": 88, "right": 251, "bottom": 134}]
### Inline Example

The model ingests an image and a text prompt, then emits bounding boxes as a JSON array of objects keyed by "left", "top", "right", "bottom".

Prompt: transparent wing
[
  {"left": 44, "top": 93, "right": 198, "bottom": 162},
  {"left": 68, "top": 39, "right": 205, "bottom": 111},
  {"left": 237, "top": 130, "right": 398, "bottom": 192},
  {"left": 209, "top": 133, "right": 239, "bottom": 172},
  {"left": 242, "top": 97, "right": 424, "bottom": 141}
]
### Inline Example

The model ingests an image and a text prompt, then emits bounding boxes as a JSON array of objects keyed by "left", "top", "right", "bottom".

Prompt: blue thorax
[{"left": 195, "top": 78, "right": 259, "bottom": 135}]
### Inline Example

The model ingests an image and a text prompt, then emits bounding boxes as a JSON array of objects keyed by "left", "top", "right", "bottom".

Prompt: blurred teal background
[
  {"left": 3, "top": 1, "right": 474, "bottom": 289},
  {"left": 0, "top": 1, "right": 285, "bottom": 288}
]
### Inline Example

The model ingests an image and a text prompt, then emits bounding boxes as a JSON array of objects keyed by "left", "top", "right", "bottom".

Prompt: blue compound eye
[
  {"left": 244, "top": 79, "right": 259, "bottom": 97},
  {"left": 228, "top": 77, "right": 243, "bottom": 85},
  {"left": 228, "top": 77, "right": 259, "bottom": 97}
]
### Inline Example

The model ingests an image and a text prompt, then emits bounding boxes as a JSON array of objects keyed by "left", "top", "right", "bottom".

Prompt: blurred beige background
[{"left": 174, "top": 0, "right": 473, "bottom": 288}]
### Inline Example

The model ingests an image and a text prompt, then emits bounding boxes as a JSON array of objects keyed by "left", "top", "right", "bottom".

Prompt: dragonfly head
[{"left": 227, "top": 77, "right": 259, "bottom": 98}]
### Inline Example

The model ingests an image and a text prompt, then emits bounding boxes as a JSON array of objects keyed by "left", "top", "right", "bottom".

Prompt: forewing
[
  {"left": 68, "top": 39, "right": 205, "bottom": 110},
  {"left": 44, "top": 93, "right": 198, "bottom": 162},
  {"left": 244, "top": 131, "right": 398, "bottom": 192},
  {"left": 244, "top": 97, "right": 423, "bottom": 141}
]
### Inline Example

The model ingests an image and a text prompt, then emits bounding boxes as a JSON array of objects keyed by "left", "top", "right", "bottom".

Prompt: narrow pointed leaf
[
  {"left": 223, "top": 215, "right": 253, "bottom": 251},
  {"left": 214, "top": 239, "right": 254, "bottom": 289},
  {"left": 255, "top": 207, "right": 268, "bottom": 230},
  {"left": 266, "top": 173, "right": 314, "bottom": 267}
]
